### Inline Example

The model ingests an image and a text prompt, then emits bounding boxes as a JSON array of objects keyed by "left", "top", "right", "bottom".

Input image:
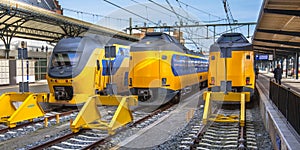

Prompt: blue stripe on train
[
  {"left": 102, "top": 47, "right": 129, "bottom": 76},
  {"left": 171, "top": 54, "right": 208, "bottom": 76}
]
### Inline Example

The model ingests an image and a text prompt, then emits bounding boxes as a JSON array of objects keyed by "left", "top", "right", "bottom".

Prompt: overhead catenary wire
[
  {"left": 127, "top": 0, "right": 215, "bottom": 51},
  {"left": 103, "top": 0, "right": 159, "bottom": 26},
  {"left": 152, "top": 0, "right": 211, "bottom": 49},
  {"left": 164, "top": 0, "right": 205, "bottom": 51},
  {"left": 222, "top": 0, "right": 239, "bottom": 32},
  {"left": 63, "top": 7, "right": 142, "bottom": 24},
  {"left": 176, "top": 0, "right": 227, "bottom": 22},
  {"left": 148, "top": 0, "right": 199, "bottom": 24},
  {"left": 130, "top": 0, "right": 177, "bottom": 21}
]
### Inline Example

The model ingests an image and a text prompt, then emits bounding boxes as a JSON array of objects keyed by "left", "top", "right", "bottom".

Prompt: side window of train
[
  {"left": 220, "top": 48, "right": 232, "bottom": 58},
  {"left": 124, "top": 72, "right": 128, "bottom": 86},
  {"left": 185, "top": 57, "right": 189, "bottom": 70},
  {"left": 211, "top": 56, "right": 215, "bottom": 60}
]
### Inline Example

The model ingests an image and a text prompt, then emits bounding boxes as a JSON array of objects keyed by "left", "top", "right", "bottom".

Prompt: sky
[{"left": 59, "top": 0, "right": 263, "bottom": 51}]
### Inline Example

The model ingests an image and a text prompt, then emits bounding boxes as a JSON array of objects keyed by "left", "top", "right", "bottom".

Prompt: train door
[
  {"left": 228, "top": 50, "right": 243, "bottom": 87},
  {"left": 218, "top": 47, "right": 230, "bottom": 92},
  {"left": 112, "top": 46, "right": 130, "bottom": 93},
  {"left": 94, "top": 49, "right": 105, "bottom": 93},
  {"left": 243, "top": 51, "right": 255, "bottom": 89},
  {"left": 130, "top": 51, "right": 160, "bottom": 88},
  {"left": 209, "top": 46, "right": 231, "bottom": 93},
  {"left": 209, "top": 47, "right": 226, "bottom": 91},
  {"left": 159, "top": 52, "right": 168, "bottom": 87},
  {"left": 95, "top": 59, "right": 101, "bottom": 91}
]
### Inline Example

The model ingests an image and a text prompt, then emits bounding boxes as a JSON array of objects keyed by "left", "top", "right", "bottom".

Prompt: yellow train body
[
  {"left": 129, "top": 51, "right": 207, "bottom": 91},
  {"left": 206, "top": 33, "right": 255, "bottom": 102},
  {"left": 129, "top": 32, "right": 208, "bottom": 104},
  {"left": 47, "top": 48, "right": 102, "bottom": 104},
  {"left": 47, "top": 37, "right": 130, "bottom": 105},
  {"left": 208, "top": 51, "right": 255, "bottom": 91}
]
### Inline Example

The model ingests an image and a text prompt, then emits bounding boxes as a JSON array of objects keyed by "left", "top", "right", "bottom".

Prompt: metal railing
[{"left": 269, "top": 80, "right": 300, "bottom": 135}]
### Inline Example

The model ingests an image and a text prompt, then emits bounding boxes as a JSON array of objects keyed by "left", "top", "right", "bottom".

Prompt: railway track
[
  {"left": 28, "top": 102, "right": 176, "bottom": 149},
  {"left": 178, "top": 108, "right": 258, "bottom": 149},
  {"left": 25, "top": 86, "right": 206, "bottom": 149},
  {"left": 0, "top": 110, "right": 77, "bottom": 142}
]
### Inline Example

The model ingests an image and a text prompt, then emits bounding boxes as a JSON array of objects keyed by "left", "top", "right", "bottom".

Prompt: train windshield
[
  {"left": 141, "top": 35, "right": 161, "bottom": 42},
  {"left": 218, "top": 35, "right": 247, "bottom": 43},
  {"left": 51, "top": 52, "right": 80, "bottom": 67}
]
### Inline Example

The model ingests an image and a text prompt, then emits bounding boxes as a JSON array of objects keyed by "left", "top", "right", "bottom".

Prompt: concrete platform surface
[
  {"left": 258, "top": 72, "right": 300, "bottom": 93},
  {"left": 0, "top": 80, "right": 49, "bottom": 95},
  {"left": 256, "top": 73, "right": 300, "bottom": 150}
]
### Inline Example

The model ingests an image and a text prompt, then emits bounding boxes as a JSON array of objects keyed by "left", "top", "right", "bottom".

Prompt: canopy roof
[
  {"left": 0, "top": 0, "right": 138, "bottom": 44},
  {"left": 253, "top": 0, "right": 300, "bottom": 57}
]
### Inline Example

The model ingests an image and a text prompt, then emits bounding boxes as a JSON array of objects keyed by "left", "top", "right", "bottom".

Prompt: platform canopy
[
  {"left": 253, "top": 0, "right": 300, "bottom": 57},
  {"left": 0, "top": 0, "right": 138, "bottom": 45}
]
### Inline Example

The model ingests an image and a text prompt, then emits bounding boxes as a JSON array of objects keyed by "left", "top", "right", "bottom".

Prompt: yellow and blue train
[
  {"left": 46, "top": 35, "right": 132, "bottom": 105},
  {"left": 129, "top": 32, "right": 208, "bottom": 105},
  {"left": 207, "top": 33, "right": 255, "bottom": 98}
]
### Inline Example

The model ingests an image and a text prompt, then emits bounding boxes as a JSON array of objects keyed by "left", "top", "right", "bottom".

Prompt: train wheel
[
  {"left": 202, "top": 81, "right": 208, "bottom": 88},
  {"left": 199, "top": 83, "right": 203, "bottom": 90},
  {"left": 171, "top": 91, "right": 181, "bottom": 104}
]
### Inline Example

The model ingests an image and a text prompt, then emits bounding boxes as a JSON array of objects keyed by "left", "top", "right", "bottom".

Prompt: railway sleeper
[
  {"left": 196, "top": 147, "right": 210, "bottom": 150},
  {"left": 247, "top": 141, "right": 257, "bottom": 146},
  {"left": 211, "top": 125, "right": 239, "bottom": 129},
  {"left": 69, "top": 138, "right": 95, "bottom": 143},
  {"left": 51, "top": 145, "right": 69, "bottom": 150},
  {"left": 206, "top": 129, "right": 238, "bottom": 134},
  {"left": 203, "top": 135, "right": 238, "bottom": 141},
  {"left": 198, "top": 142, "right": 236, "bottom": 149},
  {"left": 61, "top": 141, "right": 90, "bottom": 147},
  {"left": 247, "top": 145, "right": 258, "bottom": 149}
]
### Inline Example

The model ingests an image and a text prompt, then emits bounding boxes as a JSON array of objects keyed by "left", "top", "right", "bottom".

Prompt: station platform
[
  {"left": 256, "top": 72, "right": 300, "bottom": 150},
  {"left": 0, "top": 80, "right": 49, "bottom": 95},
  {"left": 258, "top": 71, "right": 300, "bottom": 93}
]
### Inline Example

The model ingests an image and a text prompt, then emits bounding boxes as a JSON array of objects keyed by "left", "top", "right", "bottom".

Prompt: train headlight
[
  {"left": 210, "top": 77, "right": 215, "bottom": 85},
  {"left": 246, "top": 77, "right": 251, "bottom": 85}
]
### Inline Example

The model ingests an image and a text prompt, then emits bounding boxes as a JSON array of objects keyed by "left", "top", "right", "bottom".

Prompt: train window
[
  {"left": 246, "top": 55, "right": 250, "bottom": 59},
  {"left": 218, "top": 35, "right": 247, "bottom": 43},
  {"left": 211, "top": 56, "right": 215, "bottom": 60},
  {"left": 124, "top": 72, "right": 128, "bottom": 86},
  {"left": 51, "top": 52, "right": 80, "bottom": 67},
  {"left": 119, "top": 47, "right": 129, "bottom": 57},
  {"left": 220, "top": 48, "right": 232, "bottom": 58}
]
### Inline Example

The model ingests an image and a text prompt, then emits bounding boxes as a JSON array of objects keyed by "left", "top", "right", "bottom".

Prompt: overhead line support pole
[{"left": 296, "top": 52, "right": 299, "bottom": 80}]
